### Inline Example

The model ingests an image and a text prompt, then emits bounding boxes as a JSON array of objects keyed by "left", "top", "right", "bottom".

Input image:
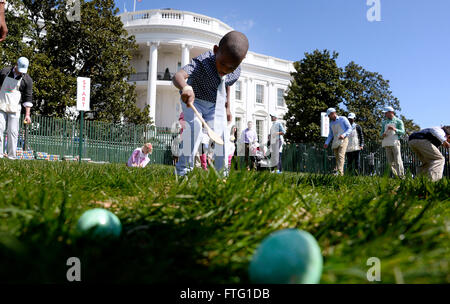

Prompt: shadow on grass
[{"left": 0, "top": 219, "right": 248, "bottom": 284}]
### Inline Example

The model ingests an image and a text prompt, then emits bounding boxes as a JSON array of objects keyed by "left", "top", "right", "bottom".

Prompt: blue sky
[{"left": 116, "top": 0, "right": 450, "bottom": 128}]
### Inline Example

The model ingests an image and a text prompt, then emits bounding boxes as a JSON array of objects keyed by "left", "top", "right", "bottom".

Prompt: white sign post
[
  {"left": 77, "top": 77, "right": 91, "bottom": 111},
  {"left": 76, "top": 77, "right": 90, "bottom": 162},
  {"left": 321, "top": 112, "right": 329, "bottom": 138}
]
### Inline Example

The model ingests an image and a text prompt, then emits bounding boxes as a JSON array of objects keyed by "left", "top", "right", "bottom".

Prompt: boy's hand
[{"left": 181, "top": 86, "right": 195, "bottom": 107}]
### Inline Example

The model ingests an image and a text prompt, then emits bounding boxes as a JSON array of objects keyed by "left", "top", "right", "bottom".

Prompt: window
[
  {"left": 256, "top": 120, "right": 264, "bottom": 143},
  {"left": 256, "top": 84, "right": 264, "bottom": 104},
  {"left": 235, "top": 81, "right": 242, "bottom": 100},
  {"left": 277, "top": 88, "right": 285, "bottom": 107}
]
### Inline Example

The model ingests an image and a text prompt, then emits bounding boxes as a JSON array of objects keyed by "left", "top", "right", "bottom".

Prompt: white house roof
[{"left": 119, "top": 8, "right": 295, "bottom": 75}]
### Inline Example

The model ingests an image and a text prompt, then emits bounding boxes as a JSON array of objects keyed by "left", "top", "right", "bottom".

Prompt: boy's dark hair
[
  {"left": 442, "top": 126, "right": 450, "bottom": 136},
  {"left": 218, "top": 31, "right": 249, "bottom": 61}
]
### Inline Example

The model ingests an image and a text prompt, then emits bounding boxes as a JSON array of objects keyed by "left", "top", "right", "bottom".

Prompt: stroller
[{"left": 251, "top": 143, "right": 272, "bottom": 171}]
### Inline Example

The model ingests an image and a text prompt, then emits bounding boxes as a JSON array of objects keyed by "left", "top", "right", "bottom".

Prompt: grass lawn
[{"left": 0, "top": 159, "right": 448, "bottom": 283}]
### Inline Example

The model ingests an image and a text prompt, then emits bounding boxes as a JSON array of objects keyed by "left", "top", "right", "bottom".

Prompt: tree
[
  {"left": 342, "top": 62, "right": 419, "bottom": 140},
  {"left": 284, "top": 52, "right": 420, "bottom": 143},
  {"left": 342, "top": 61, "right": 402, "bottom": 141},
  {"left": 399, "top": 115, "right": 420, "bottom": 137},
  {"left": 0, "top": 0, "right": 32, "bottom": 66},
  {"left": 1, "top": 0, "right": 151, "bottom": 125},
  {"left": 284, "top": 50, "right": 346, "bottom": 143}
]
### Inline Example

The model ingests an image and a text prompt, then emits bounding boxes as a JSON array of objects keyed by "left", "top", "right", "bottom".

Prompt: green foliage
[
  {"left": 284, "top": 50, "right": 345, "bottom": 143},
  {"left": 0, "top": 0, "right": 151, "bottom": 124},
  {"left": 399, "top": 114, "right": 421, "bottom": 136},
  {"left": 0, "top": 160, "right": 448, "bottom": 283},
  {"left": 342, "top": 61, "right": 401, "bottom": 141},
  {"left": 284, "top": 51, "right": 419, "bottom": 142}
]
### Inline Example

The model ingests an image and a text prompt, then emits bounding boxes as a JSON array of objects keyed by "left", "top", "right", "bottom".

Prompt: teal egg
[
  {"left": 249, "top": 229, "right": 323, "bottom": 284},
  {"left": 76, "top": 208, "right": 122, "bottom": 238}
]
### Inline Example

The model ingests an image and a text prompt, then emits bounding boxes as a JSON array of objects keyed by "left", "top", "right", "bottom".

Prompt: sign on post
[
  {"left": 77, "top": 77, "right": 91, "bottom": 111},
  {"left": 321, "top": 112, "right": 329, "bottom": 137},
  {"left": 77, "top": 77, "right": 90, "bottom": 163}
]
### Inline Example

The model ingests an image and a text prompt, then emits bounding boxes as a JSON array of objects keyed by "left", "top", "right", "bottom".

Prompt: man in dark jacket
[
  {"left": 0, "top": 57, "right": 33, "bottom": 159},
  {"left": 346, "top": 112, "right": 364, "bottom": 175}
]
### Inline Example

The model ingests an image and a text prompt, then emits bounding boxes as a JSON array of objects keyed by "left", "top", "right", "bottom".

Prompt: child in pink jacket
[{"left": 127, "top": 143, "right": 152, "bottom": 168}]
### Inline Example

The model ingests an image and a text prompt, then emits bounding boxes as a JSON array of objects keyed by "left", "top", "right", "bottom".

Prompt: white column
[
  {"left": 181, "top": 43, "right": 191, "bottom": 68},
  {"left": 268, "top": 82, "right": 274, "bottom": 137},
  {"left": 246, "top": 77, "right": 254, "bottom": 124},
  {"left": 147, "top": 41, "right": 159, "bottom": 125}
]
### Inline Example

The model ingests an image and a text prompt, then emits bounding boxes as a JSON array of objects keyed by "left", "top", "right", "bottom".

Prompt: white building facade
[{"left": 119, "top": 9, "right": 294, "bottom": 144}]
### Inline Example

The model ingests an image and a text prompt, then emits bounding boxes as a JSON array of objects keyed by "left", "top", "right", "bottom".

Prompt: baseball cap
[
  {"left": 382, "top": 106, "right": 394, "bottom": 113},
  {"left": 269, "top": 111, "right": 277, "bottom": 117},
  {"left": 348, "top": 113, "right": 356, "bottom": 119},
  {"left": 17, "top": 57, "right": 29, "bottom": 73},
  {"left": 326, "top": 108, "right": 336, "bottom": 116}
]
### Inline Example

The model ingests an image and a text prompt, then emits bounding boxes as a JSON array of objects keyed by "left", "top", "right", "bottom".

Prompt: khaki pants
[
  {"left": 333, "top": 137, "right": 348, "bottom": 176},
  {"left": 409, "top": 139, "right": 445, "bottom": 182},
  {"left": 384, "top": 142, "right": 404, "bottom": 177}
]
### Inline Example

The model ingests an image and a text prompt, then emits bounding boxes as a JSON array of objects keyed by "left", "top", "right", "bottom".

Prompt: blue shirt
[
  {"left": 272, "top": 121, "right": 286, "bottom": 135},
  {"left": 182, "top": 50, "right": 241, "bottom": 103},
  {"left": 325, "top": 116, "right": 352, "bottom": 146},
  {"left": 242, "top": 128, "right": 257, "bottom": 144}
]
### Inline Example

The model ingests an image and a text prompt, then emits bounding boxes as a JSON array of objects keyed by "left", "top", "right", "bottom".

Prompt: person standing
[
  {"left": 172, "top": 31, "right": 249, "bottom": 176},
  {"left": 241, "top": 121, "right": 257, "bottom": 170},
  {"left": 380, "top": 106, "right": 405, "bottom": 177},
  {"left": 228, "top": 125, "right": 237, "bottom": 169},
  {"left": 324, "top": 108, "right": 352, "bottom": 176},
  {"left": 366, "top": 152, "right": 376, "bottom": 176},
  {"left": 0, "top": 57, "right": 33, "bottom": 159},
  {"left": 408, "top": 126, "right": 450, "bottom": 181},
  {"left": 269, "top": 112, "right": 286, "bottom": 173},
  {"left": 0, "top": 0, "right": 7, "bottom": 43},
  {"left": 346, "top": 112, "right": 364, "bottom": 175}
]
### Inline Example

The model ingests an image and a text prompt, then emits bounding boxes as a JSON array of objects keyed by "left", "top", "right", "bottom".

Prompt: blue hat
[
  {"left": 326, "top": 108, "right": 336, "bottom": 116},
  {"left": 382, "top": 106, "right": 394, "bottom": 113},
  {"left": 17, "top": 57, "right": 29, "bottom": 73}
]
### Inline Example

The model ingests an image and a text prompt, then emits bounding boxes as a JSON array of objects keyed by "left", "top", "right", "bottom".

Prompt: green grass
[{"left": 0, "top": 159, "right": 448, "bottom": 283}]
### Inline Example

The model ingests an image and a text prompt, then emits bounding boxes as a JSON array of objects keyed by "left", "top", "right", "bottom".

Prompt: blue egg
[
  {"left": 249, "top": 229, "right": 323, "bottom": 284},
  {"left": 76, "top": 208, "right": 122, "bottom": 238}
]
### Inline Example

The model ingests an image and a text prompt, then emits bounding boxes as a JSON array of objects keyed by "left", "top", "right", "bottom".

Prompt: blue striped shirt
[
  {"left": 182, "top": 50, "right": 241, "bottom": 103},
  {"left": 325, "top": 116, "right": 352, "bottom": 146}
]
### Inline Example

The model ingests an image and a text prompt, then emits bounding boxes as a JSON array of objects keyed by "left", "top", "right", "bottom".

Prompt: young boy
[{"left": 172, "top": 31, "right": 249, "bottom": 176}]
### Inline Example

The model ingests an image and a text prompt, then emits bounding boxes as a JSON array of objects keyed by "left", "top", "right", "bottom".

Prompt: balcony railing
[
  {"left": 129, "top": 72, "right": 148, "bottom": 81},
  {"left": 119, "top": 9, "right": 232, "bottom": 36},
  {"left": 129, "top": 71, "right": 176, "bottom": 82}
]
